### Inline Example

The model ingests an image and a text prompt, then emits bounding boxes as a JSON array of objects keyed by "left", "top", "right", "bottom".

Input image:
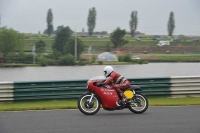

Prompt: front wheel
[
  {"left": 128, "top": 93, "right": 148, "bottom": 114},
  {"left": 77, "top": 93, "right": 100, "bottom": 115}
]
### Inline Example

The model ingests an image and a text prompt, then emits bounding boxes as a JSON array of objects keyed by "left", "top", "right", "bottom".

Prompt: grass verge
[
  {"left": 0, "top": 100, "right": 77, "bottom": 111},
  {"left": 0, "top": 97, "right": 200, "bottom": 111},
  {"left": 148, "top": 96, "right": 200, "bottom": 106}
]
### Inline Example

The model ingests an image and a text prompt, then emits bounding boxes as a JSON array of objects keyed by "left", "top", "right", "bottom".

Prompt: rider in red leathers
[{"left": 97, "top": 66, "right": 130, "bottom": 106}]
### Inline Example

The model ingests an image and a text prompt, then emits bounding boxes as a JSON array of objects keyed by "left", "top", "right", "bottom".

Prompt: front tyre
[
  {"left": 78, "top": 93, "right": 100, "bottom": 115},
  {"left": 128, "top": 93, "right": 148, "bottom": 114}
]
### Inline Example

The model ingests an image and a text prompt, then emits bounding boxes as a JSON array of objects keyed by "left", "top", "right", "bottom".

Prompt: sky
[{"left": 0, "top": 0, "right": 200, "bottom": 35}]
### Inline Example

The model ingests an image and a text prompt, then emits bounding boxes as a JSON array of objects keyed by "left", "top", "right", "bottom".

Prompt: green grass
[
  {"left": 0, "top": 97, "right": 200, "bottom": 111},
  {"left": 24, "top": 36, "right": 200, "bottom": 51},
  {"left": 92, "top": 61, "right": 132, "bottom": 65},
  {"left": 0, "top": 100, "right": 77, "bottom": 111},
  {"left": 91, "top": 60, "right": 148, "bottom": 65},
  {"left": 152, "top": 54, "right": 200, "bottom": 62},
  {"left": 1, "top": 64, "right": 39, "bottom": 67},
  {"left": 149, "top": 96, "right": 200, "bottom": 106}
]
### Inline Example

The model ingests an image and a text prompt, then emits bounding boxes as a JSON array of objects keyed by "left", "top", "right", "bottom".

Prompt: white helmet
[{"left": 104, "top": 66, "right": 113, "bottom": 77}]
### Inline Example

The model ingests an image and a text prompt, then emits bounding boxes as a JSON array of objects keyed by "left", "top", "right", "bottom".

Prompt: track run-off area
[{"left": 0, "top": 106, "right": 200, "bottom": 133}]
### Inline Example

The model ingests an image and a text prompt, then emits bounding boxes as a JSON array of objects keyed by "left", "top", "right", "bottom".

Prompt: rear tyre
[
  {"left": 78, "top": 93, "right": 100, "bottom": 115},
  {"left": 128, "top": 93, "right": 148, "bottom": 114}
]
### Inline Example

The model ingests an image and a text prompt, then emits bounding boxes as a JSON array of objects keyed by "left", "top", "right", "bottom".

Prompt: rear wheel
[
  {"left": 128, "top": 93, "right": 148, "bottom": 114},
  {"left": 78, "top": 93, "right": 100, "bottom": 115}
]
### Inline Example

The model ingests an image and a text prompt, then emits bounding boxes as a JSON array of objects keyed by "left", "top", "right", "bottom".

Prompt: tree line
[
  {"left": 0, "top": 26, "right": 85, "bottom": 65},
  {"left": 44, "top": 8, "right": 175, "bottom": 38},
  {"left": 42, "top": 7, "right": 175, "bottom": 50},
  {"left": 0, "top": 7, "right": 175, "bottom": 65}
]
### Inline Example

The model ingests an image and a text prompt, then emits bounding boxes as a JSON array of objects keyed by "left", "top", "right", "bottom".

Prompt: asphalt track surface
[{"left": 0, "top": 106, "right": 200, "bottom": 133}]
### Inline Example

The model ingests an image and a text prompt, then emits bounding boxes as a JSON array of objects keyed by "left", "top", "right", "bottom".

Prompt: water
[{"left": 0, "top": 63, "right": 200, "bottom": 82}]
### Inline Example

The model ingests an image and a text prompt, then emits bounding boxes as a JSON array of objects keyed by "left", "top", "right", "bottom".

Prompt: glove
[
  {"left": 114, "top": 84, "right": 121, "bottom": 88},
  {"left": 96, "top": 82, "right": 104, "bottom": 86}
]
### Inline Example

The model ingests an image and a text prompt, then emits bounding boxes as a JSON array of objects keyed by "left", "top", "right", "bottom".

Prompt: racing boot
[{"left": 116, "top": 92, "right": 127, "bottom": 106}]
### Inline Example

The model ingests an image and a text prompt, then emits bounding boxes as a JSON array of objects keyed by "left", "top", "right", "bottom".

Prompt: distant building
[{"left": 126, "top": 31, "right": 145, "bottom": 35}]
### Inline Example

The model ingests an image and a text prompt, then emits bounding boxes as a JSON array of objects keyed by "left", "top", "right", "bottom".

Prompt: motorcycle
[{"left": 77, "top": 76, "right": 148, "bottom": 115}]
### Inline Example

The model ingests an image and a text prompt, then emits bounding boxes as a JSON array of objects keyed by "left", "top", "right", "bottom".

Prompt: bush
[
  {"left": 98, "top": 61, "right": 103, "bottom": 65},
  {"left": 123, "top": 54, "right": 132, "bottom": 62},
  {"left": 24, "top": 54, "right": 34, "bottom": 63},
  {"left": 46, "top": 59, "right": 58, "bottom": 65},
  {"left": 36, "top": 55, "right": 59, "bottom": 66},
  {"left": 91, "top": 55, "right": 96, "bottom": 63},
  {"left": 37, "top": 56, "right": 47, "bottom": 66},
  {"left": 118, "top": 55, "right": 123, "bottom": 62},
  {"left": 39, "top": 58, "right": 48, "bottom": 66},
  {"left": 5, "top": 54, "right": 36, "bottom": 64},
  {"left": 4, "top": 53, "right": 23, "bottom": 63},
  {"left": 52, "top": 49, "right": 62, "bottom": 59},
  {"left": 118, "top": 54, "right": 132, "bottom": 62},
  {"left": 78, "top": 58, "right": 88, "bottom": 65},
  {"left": 58, "top": 54, "right": 75, "bottom": 65}
]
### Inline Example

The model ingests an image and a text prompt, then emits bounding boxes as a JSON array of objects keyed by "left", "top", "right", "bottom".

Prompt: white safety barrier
[
  {"left": 0, "top": 82, "right": 14, "bottom": 101},
  {"left": 169, "top": 76, "right": 200, "bottom": 95},
  {"left": 0, "top": 76, "right": 200, "bottom": 101}
]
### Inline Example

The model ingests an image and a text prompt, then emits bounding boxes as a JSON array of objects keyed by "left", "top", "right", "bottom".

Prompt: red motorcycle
[{"left": 78, "top": 76, "right": 148, "bottom": 115}]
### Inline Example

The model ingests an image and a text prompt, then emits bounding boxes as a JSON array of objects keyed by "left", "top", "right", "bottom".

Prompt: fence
[{"left": 0, "top": 76, "right": 200, "bottom": 101}]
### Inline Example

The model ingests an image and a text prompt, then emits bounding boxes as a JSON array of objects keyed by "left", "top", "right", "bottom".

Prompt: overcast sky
[{"left": 0, "top": 0, "right": 200, "bottom": 35}]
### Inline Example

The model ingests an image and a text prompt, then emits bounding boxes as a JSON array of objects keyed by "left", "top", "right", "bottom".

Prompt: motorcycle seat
[{"left": 126, "top": 85, "right": 142, "bottom": 91}]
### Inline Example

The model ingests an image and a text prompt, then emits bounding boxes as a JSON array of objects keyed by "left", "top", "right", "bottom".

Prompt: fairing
[{"left": 87, "top": 76, "right": 119, "bottom": 109}]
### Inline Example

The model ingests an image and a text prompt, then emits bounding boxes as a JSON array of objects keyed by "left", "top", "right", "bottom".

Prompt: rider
[{"left": 97, "top": 66, "right": 131, "bottom": 106}]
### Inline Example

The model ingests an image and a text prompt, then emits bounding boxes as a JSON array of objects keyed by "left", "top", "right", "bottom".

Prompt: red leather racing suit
[{"left": 104, "top": 71, "right": 130, "bottom": 94}]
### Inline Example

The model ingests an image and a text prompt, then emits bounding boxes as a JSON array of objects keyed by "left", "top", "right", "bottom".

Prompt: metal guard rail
[{"left": 0, "top": 76, "right": 200, "bottom": 101}]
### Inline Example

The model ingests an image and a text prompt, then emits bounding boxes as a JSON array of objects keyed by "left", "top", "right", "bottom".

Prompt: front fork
[{"left": 89, "top": 93, "right": 94, "bottom": 103}]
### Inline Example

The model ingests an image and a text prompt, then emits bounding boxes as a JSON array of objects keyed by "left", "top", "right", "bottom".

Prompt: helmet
[{"left": 104, "top": 66, "right": 113, "bottom": 77}]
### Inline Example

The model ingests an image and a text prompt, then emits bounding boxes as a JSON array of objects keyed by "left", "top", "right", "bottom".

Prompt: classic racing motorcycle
[{"left": 77, "top": 76, "right": 148, "bottom": 115}]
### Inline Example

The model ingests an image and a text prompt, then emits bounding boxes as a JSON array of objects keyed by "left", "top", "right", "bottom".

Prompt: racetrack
[{"left": 0, "top": 106, "right": 200, "bottom": 133}]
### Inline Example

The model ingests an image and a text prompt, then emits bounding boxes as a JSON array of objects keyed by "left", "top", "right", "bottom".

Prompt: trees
[
  {"left": 35, "top": 40, "right": 46, "bottom": 54},
  {"left": 54, "top": 25, "right": 64, "bottom": 34},
  {"left": 52, "top": 26, "right": 72, "bottom": 54},
  {"left": 168, "top": 11, "right": 175, "bottom": 37},
  {"left": 46, "top": 9, "right": 53, "bottom": 36},
  {"left": 129, "top": 11, "right": 138, "bottom": 37},
  {"left": 110, "top": 28, "right": 128, "bottom": 48},
  {"left": 43, "top": 29, "right": 48, "bottom": 34},
  {"left": 0, "top": 27, "right": 24, "bottom": 56},
  {"left": 64, "top": 37, "right": 85, "bottom": 59},
  {"left": 52, "top": 26, "right": 84, "bottom": 60},
  {"left": 87, "top": 7, "right": 96, "bottom": 37}
]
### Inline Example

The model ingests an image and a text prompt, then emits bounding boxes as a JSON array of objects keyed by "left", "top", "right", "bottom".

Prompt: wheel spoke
[
  {"left": 79, "top": 94, "right": 99, "bottom": 114},
  {"left": 129, "top": 94, "right": 148, "bottom": 112}
]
